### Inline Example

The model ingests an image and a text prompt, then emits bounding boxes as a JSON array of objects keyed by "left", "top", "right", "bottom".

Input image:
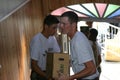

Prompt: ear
[
  {"left": 44, "top": 24, "right": 48, "bottom": 29},
  {"left": 72, "top": 22, "right": 77, "bottom": 28}
]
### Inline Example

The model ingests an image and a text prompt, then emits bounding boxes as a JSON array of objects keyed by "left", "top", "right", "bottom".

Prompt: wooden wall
[
  {"left": 0, "top": 0, "right": 120, "bottom": 80},
  {"left": 0, "top": 0, "right": 44, "bottom": 80}
]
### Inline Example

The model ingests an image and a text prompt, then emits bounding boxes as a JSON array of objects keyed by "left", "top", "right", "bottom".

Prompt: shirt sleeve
[
  {"left": 74, "top": 35, "right": 93, "bottom": 64},
  {"left": 30, "top": 37, "right": 41, "bottom": 61}
]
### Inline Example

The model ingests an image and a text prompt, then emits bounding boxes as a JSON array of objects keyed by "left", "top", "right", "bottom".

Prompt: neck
[
  {"left": 41, "top": 31, "right": 49, "bottom": 38},
  {"left": 69, "top": 30, "right": 77, "bottom": 39}
]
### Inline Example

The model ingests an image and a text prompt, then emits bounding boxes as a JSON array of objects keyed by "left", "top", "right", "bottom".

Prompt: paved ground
[{"left": 100, "top": 54, "right": 120, "bottom": 80}]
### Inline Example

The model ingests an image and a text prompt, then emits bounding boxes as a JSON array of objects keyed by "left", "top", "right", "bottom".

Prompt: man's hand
[{"left": 57, "top": 71, "right": 69, "bottom": 80}]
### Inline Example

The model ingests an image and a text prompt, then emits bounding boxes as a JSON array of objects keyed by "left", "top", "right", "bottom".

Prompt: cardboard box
[
  {"left": 61, "top": 34, "right": 69, "bottom": 53},
  {"left": 46, "top": 53, "right": 69, "bottom": 79}
]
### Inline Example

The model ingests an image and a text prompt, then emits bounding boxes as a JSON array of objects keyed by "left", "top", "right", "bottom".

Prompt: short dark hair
[
  {"left": 43, "top": 15, "right": 59, "bottom": 26},
  {"left": 80, "top": 26, "right": 90, "bottom": 33},
  {"left": 89, "top": 28, "right": 98, "bottom": 41},
  {"left": 61, "top": 11, "right": 78, "bottom": 23},
  {"left": 90, "top": 28, "right": 98, "bottom": 36}
]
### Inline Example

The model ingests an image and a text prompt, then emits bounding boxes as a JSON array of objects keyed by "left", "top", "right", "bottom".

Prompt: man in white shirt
[
  {"left": 59, "top": 11, "right": 99, "bottom": 80},
  {"left": 30, "top": 15, "right": 60, "bottom": 80}
]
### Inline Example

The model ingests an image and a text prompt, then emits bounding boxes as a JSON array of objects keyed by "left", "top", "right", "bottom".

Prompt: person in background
[
  {"left": 30, "top": 14, "right": 60, "bottom": 80},
  {"left": 89, "top": 28, "right": 102, "bottom": 80},
  {"left": 80, "top": 27, "right": 90, "bottom": 38},
  {"left": 80, "top": 26, "right": 101, "bottom": 80},
  {"left": 86, "top": 21, "right": 93, "bottom": 28},
  {"left": 59, "top": 11, "right": 99, "bottom": 80}
]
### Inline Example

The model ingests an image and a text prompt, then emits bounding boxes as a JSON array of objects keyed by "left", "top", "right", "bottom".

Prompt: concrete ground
[{"left": 99, "top": 54, "right": 120, "bottom": 80}]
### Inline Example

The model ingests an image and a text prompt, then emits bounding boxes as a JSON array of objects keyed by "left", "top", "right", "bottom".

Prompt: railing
[{"left": 104, "top": 23, "right": 120, "bottom": 61}]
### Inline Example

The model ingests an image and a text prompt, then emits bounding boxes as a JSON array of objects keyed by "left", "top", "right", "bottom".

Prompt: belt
[
  {"left": 77, "top": 77, "right": 99, "bottom": 80},
  {"left": 43, "top": 70, "right": 46, "bottom": 73},
  {"left": 32, "top": 70, "right": 46, "bottom": 73},
  {"left": 31, "top": 71, "right": 47, "bottom": 80}
]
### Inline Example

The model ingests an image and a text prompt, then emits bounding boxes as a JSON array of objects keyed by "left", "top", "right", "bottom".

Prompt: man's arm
[
  {"left": 69, "top": 60, "right": 96, "bottom": 80},
  {"left": 98, "top": 54, "right": 101, "bottom": 67},
  {"left": 31, "top": 59, "right": 46, "bottom": 77}
]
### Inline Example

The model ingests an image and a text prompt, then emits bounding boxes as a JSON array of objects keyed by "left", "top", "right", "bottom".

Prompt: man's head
[
  {"left": 60, "top": 11, "right": 78, "bottom": 37},
  {"left": 86, "top": 21, "right": 93, "bottom": 28},
  {"left": 80, "top": 26, "right": 90, "bottom": 38},
  {"left": 43, "top": 15, "right": 59, "bottom": 36},
  {"left": 89, "top": 28, "right": 98, "bottom": 41},
  {"left": 43, "top": 14, "right": 59, "bottom": 26},
  {"left": 61, "top": 11, "right": 78, "bottom": 24}
]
